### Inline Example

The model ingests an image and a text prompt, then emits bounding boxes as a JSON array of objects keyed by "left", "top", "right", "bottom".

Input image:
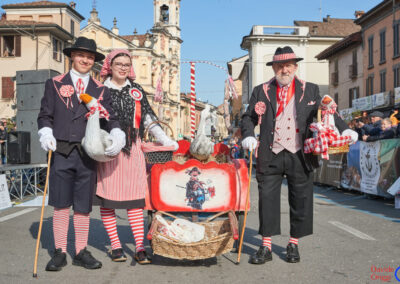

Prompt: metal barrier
[{"left": 0, "top": 164, "right": 47, "bottom": 200}]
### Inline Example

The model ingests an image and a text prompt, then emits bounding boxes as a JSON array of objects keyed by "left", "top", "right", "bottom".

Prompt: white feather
[{"left": 81, "top": 97, "right": 116, "bottom": 162}]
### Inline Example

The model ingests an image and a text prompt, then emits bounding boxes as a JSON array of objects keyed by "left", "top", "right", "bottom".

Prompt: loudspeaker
[
  {"left": 16, "top": 69, "right": 60, "bottom": 110},
  {"left": 7, "top": 131, "right": 30, "bottom": 164},
  {"left": 16, "top": 69, "right": 60, "bottom": 164}
]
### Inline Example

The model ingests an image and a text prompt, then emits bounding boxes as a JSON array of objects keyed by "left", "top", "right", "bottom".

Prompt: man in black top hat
[
  {"left": 38, "top": 36, "right": 126, "bottom": 271},
  {"left": 241, "top": 46, "right": 357, "bottom": 264}
]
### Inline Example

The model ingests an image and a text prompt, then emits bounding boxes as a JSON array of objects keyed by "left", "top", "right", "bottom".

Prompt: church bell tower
[{"left": 153, "top": 0, "right": 181, "bottom": 39}]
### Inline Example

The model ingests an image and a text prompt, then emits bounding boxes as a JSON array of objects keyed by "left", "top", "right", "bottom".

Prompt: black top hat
[
  {"left": 266, "top": 46, "right": 303, "bottom": 66},
  {"left": 187, "top": 167, "right": 201, "bottom": 175},
  {"left": 63, "top": 36, "right": 105, "bottom": 62}
]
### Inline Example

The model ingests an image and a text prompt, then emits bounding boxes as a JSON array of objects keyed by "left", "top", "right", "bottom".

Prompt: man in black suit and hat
[
  {"left": 241, "top": 46, "right": 358, "bottom": 264},
  {"left": 37, "top": 37, "right": 126, "bottom": 271}
]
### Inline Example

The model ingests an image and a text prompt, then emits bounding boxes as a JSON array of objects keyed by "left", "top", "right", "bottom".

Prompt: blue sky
[{"left": 2, "top": 0, "right": 382, "bottom": 106}]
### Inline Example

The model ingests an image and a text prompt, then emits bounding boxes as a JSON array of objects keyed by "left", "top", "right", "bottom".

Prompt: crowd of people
[{"left": 348, "top": 110, "right": 400, "bottom": 142}]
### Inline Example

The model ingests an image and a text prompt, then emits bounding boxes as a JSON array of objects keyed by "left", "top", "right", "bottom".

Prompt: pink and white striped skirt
[{"left": 96, "top": 138, "right": 147, "bottom": 202}]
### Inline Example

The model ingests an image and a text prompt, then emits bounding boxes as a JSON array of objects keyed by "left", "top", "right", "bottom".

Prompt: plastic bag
[{"left": 156, "top": 215, "right": 205, "bottom": 243}]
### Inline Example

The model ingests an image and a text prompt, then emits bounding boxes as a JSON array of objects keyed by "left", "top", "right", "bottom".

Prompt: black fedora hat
[
  {"left": 63, "top": 36, "right": 105, "bottom": 62},
  {"left": 266, "top": 46, "right": 303, "bottom": 66}
]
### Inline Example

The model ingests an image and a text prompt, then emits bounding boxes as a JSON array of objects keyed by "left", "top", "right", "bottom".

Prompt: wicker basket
[
  {"left": 314, "top": 108, "right": 349, "bottom": 155},
  {"left": 149, "top": 211, "right": 236, "bottom": 260},
  {"left": 142, "top": 121, "right": 174, "bottom": 164}
]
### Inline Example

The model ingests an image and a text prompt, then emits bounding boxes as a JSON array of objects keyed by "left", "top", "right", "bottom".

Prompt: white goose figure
[
  {"left": 190, "top": 105, "right": 216, "bottom": 161},
  {"left": 80, "top": 93, "right": 116, "bottom": 162}
]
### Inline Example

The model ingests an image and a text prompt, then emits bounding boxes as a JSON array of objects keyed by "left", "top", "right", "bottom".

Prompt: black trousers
[
  {"left": 256, "top": 150, "right": 313, "bottom": 238},
  {"left": 49, "top": 148, "right": 96, "bottom": 214}
]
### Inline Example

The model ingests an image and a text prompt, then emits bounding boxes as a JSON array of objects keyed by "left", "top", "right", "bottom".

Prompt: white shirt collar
[
  {"left": 70, "top": 68, "right": 90, "bottom": 93},
  {"left": 103, "top": 77, "right": 131, "bottom": 90}
]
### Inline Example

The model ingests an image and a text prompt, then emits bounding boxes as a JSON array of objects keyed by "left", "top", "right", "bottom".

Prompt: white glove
[
  {"left": 105, "top": 128, "right": 126, "bottom": 156},
  {"left": 38, "top": 127, "right": 56, "bottom": 152},
  {"left": 145, "top": 115, "right": 178, "bottom": 150},
  {"left": 242, "top": 136, "right": 258, "bottom": 151},
  {"left": 342, "top": 129, "right": 358, "bottom": 145},
  {"left": 162, "top": 139, "right": 179, "bottom": 151}
]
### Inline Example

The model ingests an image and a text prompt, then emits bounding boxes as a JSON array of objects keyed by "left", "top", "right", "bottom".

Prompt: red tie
[
  {"left": 76, "top": 78, "right": 84, "bottom": 95},
  {"left": 276, "top": 85, "right": 288, "bottom": 117}
]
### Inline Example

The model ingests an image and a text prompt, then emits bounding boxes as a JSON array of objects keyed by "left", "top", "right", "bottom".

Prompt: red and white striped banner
[{"left": 190, "top": 62, "right": 196, "bottom": 139}]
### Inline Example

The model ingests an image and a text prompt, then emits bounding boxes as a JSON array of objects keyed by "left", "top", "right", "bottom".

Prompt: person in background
[
  {"left": 0, "top": 122, "right": 7, "bottom": 164},
  {"left": 363, "top": 111, "right": 383, "bottom": 136},
  {"left": 363, "top": 118, "right": 395, "bottom": 142},
  {"left": 353, "top": 117, "right": 365, "bottom": 141}
]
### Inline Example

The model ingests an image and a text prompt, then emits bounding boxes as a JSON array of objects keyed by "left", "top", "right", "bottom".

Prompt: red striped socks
[
  {"left": 262, "top": 236, "right": 271, "bottom": 250},
  {"left": 100, "top": 207, "right": 122, "bottom": 250},
  {"left": 73, "top": 212, "right": 90, "bottom": 254},
  {"left": 53, "top": 207, "right": 70, "bottom": 253},
  {"left": 127, "top": 208, "right": 145, "bottom": 252},
  {"left": 289, "top": 237, "right": 299, "bottom": 246}
]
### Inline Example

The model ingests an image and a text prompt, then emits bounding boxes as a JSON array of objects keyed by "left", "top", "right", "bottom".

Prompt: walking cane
[
  {"left": 33, "top": 150, "right": 52, "bottom": 278},
  {"left": 236, "top": 149, "right": 253, "bottom": 264}
]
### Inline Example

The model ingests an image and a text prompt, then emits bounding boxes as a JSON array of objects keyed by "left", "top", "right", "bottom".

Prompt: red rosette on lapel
[
  {"left": 59, "top": 85, "right": 75, "bottom": 108},
  {"left": 255, "top": 101, "right": 266, "bottom": 125}
]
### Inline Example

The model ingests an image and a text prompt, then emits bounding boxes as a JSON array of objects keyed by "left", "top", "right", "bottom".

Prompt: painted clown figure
[
  {"left": 37, "top": 37, "right": 125, "bottom": 271},
  {"left": 185, "top": 167, "right": 206, "bottom": 210},
  {"left": 241, "top": 46, "right": 358, "bottom": 264}
]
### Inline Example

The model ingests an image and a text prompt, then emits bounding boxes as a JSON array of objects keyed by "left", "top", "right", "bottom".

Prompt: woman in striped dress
[{"left": 94, "top": 49, "right": 178, "bottom": 264}]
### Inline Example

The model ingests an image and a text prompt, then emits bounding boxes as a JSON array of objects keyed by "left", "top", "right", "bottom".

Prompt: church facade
[{"left": 80, "top": 0, "right": 183, "bottom": 138}]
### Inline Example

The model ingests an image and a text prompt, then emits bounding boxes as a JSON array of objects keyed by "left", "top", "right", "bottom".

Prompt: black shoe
[
  {"left": 286, "top": 243, "right": 300, "bottom": 263},
  {"left": 45, "top": 248, "right": 67, "bottom": 271},
  {"left": 134, "top": 250, "right": 151, "bottom": 265},
  {"left": 250, "top": 246, "right": 272, "bottom": 264},
  {"left": 109, "top": 248, "right": 127, "bottom": 262},
  {"left": 72, "top": 248, "right": 102, "bottom": 269}
]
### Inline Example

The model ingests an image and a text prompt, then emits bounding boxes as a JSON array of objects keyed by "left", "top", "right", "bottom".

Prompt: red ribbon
[
  {"left": 85, "top": 97, "right": 110, "bottom": 121},
  {"left": 255, "top": 101, "right": 266, "bottom": 125}
]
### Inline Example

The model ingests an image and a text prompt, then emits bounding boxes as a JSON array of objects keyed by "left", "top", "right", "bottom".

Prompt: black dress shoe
[
  {"left": 250, "top": 246, "right": 272, "bottom": 264},
  {"left": 72, "top": 248, "right": 102, "bottom": 269},
  {"left": 109, "top": 248, "right": 127, "bottom": 262},
  {"left": 45, "top": 248, "right": 67, "bottom": 271},
  {"left": 286, "top": 243, "right": 300, "bottom": 263},
  {"left": 134, "top": 250, "right": 151, "bottom": 265}
]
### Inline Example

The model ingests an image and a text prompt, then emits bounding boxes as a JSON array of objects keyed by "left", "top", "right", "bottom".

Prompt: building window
[
  {"left": 394, "top": 21, "right": 400, "bottom": 57},
  {"left": 71, "top": 20, "right": 75, "bottom": 37},
  {"left": 348, "top": 87, "right": 359, "bottom": 108},
  {"left": 334, "top": 93, "right": 339, "bottom": 105},
  {"left": 332, "top": 59, "right": 338, "bottom": 86},
  {"left": 366, "top": 75, "right": 374, "bottom": 96},
  {"left": 52, "top": 37, "right": 62, "bottom": 62},
  {"left": 380, "top": 70, "right": 386, "bottom": 92},
  {"left": 0, "top": 35, "right": 21, "bottom": 57},
  {"left": 380, "top": 29, "right": 386, "bottom": 63},
  {"left": 349, "top": 49, "right": 358, "bottom": 79},
  {"left": 2, "top": 77, "right": 14, "bottom": 99},
  {"left": 368, "top": 36, "right": 374, "bottom": 68},
  {"left": 394, "top": 64, "right": 400, "bottom": 88}
]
